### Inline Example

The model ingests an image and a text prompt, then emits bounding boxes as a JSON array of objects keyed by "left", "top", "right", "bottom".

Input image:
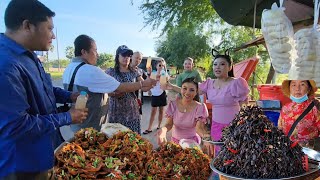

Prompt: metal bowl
[
  {"left": 302, "top": 147, "right": 320, "bottom": 162},
  {"left": 210, "top": 160, "right": 320, "bottom": 180},
  {"left": 202, "top": 139, "right": 224, "bottom": 146}
]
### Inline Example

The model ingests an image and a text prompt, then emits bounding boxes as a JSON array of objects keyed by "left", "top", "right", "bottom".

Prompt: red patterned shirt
[{"left": 278, "top": 99, "right": 320, "bottom": 142}]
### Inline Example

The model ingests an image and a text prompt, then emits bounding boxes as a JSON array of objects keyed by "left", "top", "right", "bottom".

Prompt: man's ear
[
  {"left": 21, "top": 20, "right": 32, "bottom": 31},
  {"left": 81, "top": 49, "right": 86, "bottom": 56}
]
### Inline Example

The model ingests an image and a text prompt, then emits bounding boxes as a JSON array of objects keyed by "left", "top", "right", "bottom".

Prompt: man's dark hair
[
  {"left": 5, "top": 0, "right": 55, "bottom": 31},
  {"left": 74, "top": 35, "right": 95, "bottom": 57}
]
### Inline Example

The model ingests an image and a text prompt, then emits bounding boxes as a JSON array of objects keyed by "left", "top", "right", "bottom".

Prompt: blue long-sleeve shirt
[{"left": 0, "top": 34, "right": 72, "bottom": 177}]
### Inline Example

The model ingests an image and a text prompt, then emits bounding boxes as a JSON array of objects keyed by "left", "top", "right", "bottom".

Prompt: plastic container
[
  {"left": 159, "top": 70, "right": 167, "bottom": 86},
  {"left": 264, "top": 110, "right": 280, "bottom": 126},
  {"left": 179, "top": 139, "right": 200, "bottom": 149},
  {"left": 75, "top": 91, "right": 88, "bottom": 109},
  {"left": 146, "top": 56, "right": 152, "bottom": 69},
  {"left": 257, "top": 84, "right": 291, "bottom": 106}
]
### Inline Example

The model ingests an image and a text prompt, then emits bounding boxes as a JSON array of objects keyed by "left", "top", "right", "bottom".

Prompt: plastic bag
[
  {"left": 261, "top": 0, "right": 296, "bottom": 74},
  {"left": 289, "top": 0, "right": 320, "bottom": 82}
]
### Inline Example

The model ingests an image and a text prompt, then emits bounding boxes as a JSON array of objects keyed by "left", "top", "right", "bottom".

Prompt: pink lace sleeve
[
  {"left": 195, "top": 103, "right": 209, "bottom": 123},
  {"left": 230, "top": 77, "right": 250, "bottom": 102},
  {"left": 165, "top": 101, "right": 176, "bottom": 118}
]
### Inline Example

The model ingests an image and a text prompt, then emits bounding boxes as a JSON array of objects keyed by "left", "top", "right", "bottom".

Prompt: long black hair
[
  {"left": 212, "top": 49, "right": 234, "bottom": 77},
  {"left": 181, "top": 77, "right": 200, "bottom": 102}
]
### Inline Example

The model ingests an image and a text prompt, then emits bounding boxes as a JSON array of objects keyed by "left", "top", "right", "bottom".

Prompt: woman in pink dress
[
  {"left": 199, "top": 50, "right": 250, "bottom": 144},
  {"left": 156, "top": 77, "right": 210, "bottom": 145}
]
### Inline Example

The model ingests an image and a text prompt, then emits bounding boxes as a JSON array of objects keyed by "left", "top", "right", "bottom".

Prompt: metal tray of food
[{"left": 210, "top": 160, "right": 320, "bottom": 180}]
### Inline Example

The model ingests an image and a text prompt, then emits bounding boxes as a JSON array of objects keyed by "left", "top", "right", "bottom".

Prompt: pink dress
[
  {"left": 199, "top": 78, "right": 249, "bottom": 141},
  {"left": 165, "top": 101, "right": 209, "bottom": 144}
]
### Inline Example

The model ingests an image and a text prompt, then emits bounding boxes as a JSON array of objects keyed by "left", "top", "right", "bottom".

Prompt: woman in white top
[{"left": 143, "top": 59, "right": 168, "bottom": 134}]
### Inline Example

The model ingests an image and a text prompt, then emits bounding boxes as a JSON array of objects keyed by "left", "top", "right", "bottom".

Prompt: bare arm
[
  {"left": 156, "top": 117, "right": 174, "bottom": 145},
  {"left": 196, "top": 121, "right": 210, "bottom": 138},
  {"left": 115, "top": 78, "right": 156, "bottom": 93}
]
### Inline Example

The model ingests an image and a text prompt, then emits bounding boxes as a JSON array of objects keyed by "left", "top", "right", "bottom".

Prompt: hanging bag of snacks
[
  {"left": 289, "top": 0, "right": 320, "bottom": 80},
  {"left": 261, "top": 0, "right": 296, "bottom": 74}
]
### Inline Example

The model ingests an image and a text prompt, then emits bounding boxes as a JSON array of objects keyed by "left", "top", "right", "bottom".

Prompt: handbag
[
  {"left": 287, "top": 100, "right": 320, "bottom": 150},
  {"left": 57, "top": 62, "right": 86, "bottom": 112}
]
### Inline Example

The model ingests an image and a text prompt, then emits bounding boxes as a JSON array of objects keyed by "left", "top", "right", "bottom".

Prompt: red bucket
[{"left": 257, "top": 84, "right": 292, "bottom": 106}]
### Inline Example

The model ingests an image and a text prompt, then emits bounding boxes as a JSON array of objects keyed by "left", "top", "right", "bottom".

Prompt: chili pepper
[
  {"left": 223, "top": 159, "right": 234, "bottom": 166},
  {"left": 290, "top": 141, "right": 299, "bottom": 148},
  {"left": 227, "top": 147, "right": 239, "bottom": 154},
  {"left": 264, "top": 129, "right": 271, "bottom": 133},
  {"left": 262, "top": 149, "right": 269, "bottom": 153}
]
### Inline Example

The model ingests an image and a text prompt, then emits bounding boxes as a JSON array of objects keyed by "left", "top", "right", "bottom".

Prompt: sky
[{"left": 0, "top": 0, "right": 160, "bottom": 60}]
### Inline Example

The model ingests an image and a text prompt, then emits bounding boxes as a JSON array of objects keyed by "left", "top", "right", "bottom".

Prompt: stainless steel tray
[
  {"left": 303, "top": 147, "right": 320, "bottom": 162},
  {"left": 202, "top": 139, "right": 224, "bottom": 146},
  {"left": 210, "top": 160, "right": 319, "bottom": 180}
]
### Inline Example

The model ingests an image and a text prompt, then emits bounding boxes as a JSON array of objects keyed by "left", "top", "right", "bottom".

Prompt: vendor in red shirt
[{"left": 278, "top": 80, "right": 320, "bottom": 148}]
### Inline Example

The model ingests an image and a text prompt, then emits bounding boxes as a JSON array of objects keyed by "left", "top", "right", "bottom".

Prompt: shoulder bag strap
[
  {"left": 288, "top": 100, "right": 315, "bottom": 137},
  {"left": 68, "top": 62, "right": 86, "bottom": 91}
]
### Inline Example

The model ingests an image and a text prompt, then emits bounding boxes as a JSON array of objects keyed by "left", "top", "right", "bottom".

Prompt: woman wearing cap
[
  {"left": 106, "top": 45, "right": 144, "bottom": 133},
  {"left": 278, "top": 80, "right": 320, "bottom": 148}
]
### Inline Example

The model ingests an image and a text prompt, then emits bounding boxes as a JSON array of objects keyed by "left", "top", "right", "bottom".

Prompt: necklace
[
  {"left": 180, "top": 100, "right": 189, "bottom": 113},
  {"left": 216, "top": 77, "right": 230, "bottom": 89}
]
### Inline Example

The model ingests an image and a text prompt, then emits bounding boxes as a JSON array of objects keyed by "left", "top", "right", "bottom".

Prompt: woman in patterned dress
[
  {"left": 278, "top": 80, "right": 320, "bottom": 148},
  {"left": 106, "top": 45, "right": 144, "bottom": 133}
]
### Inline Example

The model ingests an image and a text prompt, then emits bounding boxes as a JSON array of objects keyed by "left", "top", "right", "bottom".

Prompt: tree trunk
[{"left": 265, "top": 65, "right": 275, "bottom": 84}]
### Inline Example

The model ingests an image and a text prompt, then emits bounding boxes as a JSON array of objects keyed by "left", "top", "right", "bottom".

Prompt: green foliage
[
  {"left": 65, "top": 46, "right": 75, "bottom": 60},
  {"left": 50, "top": 59, "right": 70, "bottom": 68},
  {"left": 138, "top": 0, "right": 221, "bottom": 35},
  {"left": 155, "top": 27, "right": 211, "bottom": 73},
  {"left": 97, "top": 53, "right": 114, "bottom": 69},
  {"left": 49, "top": 72, "right": 63, "bottom": 80}
]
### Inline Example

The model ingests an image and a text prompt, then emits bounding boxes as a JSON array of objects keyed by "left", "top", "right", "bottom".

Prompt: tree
[
  {"left": 51, "top": 59, "right": 70, "bottom": 68},
  {"left": 156, "top": 27, "right": 211, "bottom": 73},
  {"left": 65, "top": 46, "right": 75, "bottom": 60},
  {"left": 138, "top": 0, "right": 221, "bottom": 35},
  {"left": 96, "top": 53, "right": 114, "bottom": 70}
]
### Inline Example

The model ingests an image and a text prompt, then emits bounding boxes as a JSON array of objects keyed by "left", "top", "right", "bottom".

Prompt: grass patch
[{"left": 49, "top": 72, "right": 63, "bottom": 80}]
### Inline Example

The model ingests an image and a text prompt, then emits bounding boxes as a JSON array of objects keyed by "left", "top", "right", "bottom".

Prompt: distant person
[
  {"left": 130, "top": 51, "right": 146, "bottom": 114},
  {"left": 106, "top": 45, "right": 146, "bottom": 133},
  {"left": 143, "top": 59, "right": 168, "bottom": 134},
  {"left": 63, "top": 38, "right": 156, "bottom": 133},
  {"left": 0, "top": 0, "right": 89, "bottom": 179},
  {"left": 176, "top": 57, "right": 202, "bottom": 87}
]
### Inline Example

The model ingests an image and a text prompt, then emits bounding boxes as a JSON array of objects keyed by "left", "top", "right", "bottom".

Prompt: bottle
[
  {"left": 150, "top": 70, "right": 157, "bottom": 79},
  {"left": 75, "top": 91, "right": 88, "bottom": 109},
  {"left": 146, "top": 56, "right": 152, "bottom": 69},
  {"left": 159, "top": 69, "right": 167, "bottom": 86}
]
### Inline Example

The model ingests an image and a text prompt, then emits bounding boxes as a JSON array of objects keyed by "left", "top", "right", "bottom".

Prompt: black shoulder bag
[
  {"left": 57, "top": 62, "right": 86, "bottom": 113},
  {"left": 287, "top": 100, "right": 320, "bottom": 150}
]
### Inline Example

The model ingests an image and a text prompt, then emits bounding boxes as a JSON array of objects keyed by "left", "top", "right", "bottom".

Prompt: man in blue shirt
[{"left": 0, "top": 0, "right": 88, "bottom": 179}]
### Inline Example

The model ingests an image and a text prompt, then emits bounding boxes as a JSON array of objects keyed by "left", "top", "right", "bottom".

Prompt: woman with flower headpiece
[
  {"left": 199, "top": 49, "right": 250, "bottom": 155},
  {"left": 278, "top": 79, "right": 320, "bottom": 150}
]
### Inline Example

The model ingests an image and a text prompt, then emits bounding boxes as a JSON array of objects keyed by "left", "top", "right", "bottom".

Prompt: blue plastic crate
[
  {"left": 264, "top": 111, "right": 280, "bottom": 126},
  {"left": 257, "top": 100, "right": 281, "bottom": 109}
]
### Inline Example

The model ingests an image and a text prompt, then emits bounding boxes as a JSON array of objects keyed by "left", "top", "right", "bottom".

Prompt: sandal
[{"left": 143, "top": 130, "right": 152, "bottom": 134}]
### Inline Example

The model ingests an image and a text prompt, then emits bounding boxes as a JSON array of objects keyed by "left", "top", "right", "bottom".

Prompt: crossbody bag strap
[
  {"left": 288, "top": 101, "right": 315, "bottom": 137},
  {"left": 68, "top": 62, "right": 86, "bottom": 91}
]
